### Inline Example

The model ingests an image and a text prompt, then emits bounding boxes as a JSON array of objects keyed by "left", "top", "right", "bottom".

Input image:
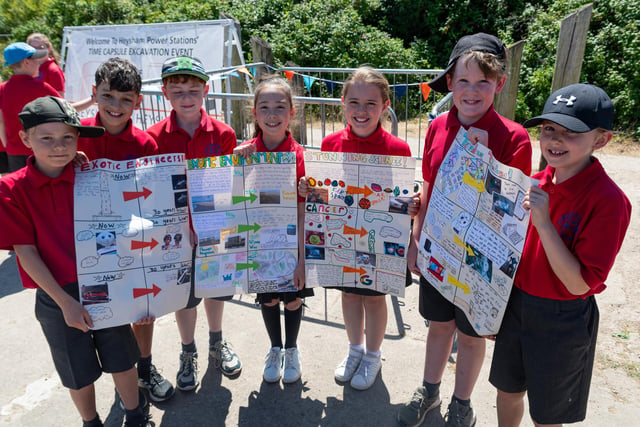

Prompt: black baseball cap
[
  {"left": 523, "top": 83, "right": 614, "bottom": 132},
  {"left": 161, "top": 56, "right": 209, "bottom": 82},
  {"left": 19, "top": 96, "right": 105, "bottom": 138},
  {"left": 428, "top": 33, "right": 506, "bottom": 94}
]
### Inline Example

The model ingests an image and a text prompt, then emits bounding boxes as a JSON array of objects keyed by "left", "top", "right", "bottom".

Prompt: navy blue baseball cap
[
  {"left": 523, "top": 83, "right": 614, "bottom": 132},
  {"left": 4, "top": 42, "right": 48, "bottom": 66},
  {"left": 428, "top": 33, "right": 506, "bottom": 94}
]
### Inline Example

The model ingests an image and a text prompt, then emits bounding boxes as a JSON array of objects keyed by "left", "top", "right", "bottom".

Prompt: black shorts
[
  {"left": 7, "top": 154, "right": 28, "bottom": 173},
  {"left": 418, "top": 276, "right": 480, "bottom": 338},
  {"left": 0, "top": 152, "right": 8, "bottom": 173},
  {"left": 35, "top": 283, "right": 140, "bottom": 390},
  {"left": 489, "top": 286, "right": 599, "bottom": 424},
  {"left": 256, "top": 287, "right": 314, "bottom": 305}
]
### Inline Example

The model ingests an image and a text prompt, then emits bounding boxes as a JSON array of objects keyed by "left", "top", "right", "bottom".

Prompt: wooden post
[
  {"left": 495, "top": 40, "right": 525, "bottom": 121},
  {"left": 251, "top": 36, "right": 273, "bottom": 80},
  {"left": 539, "top": 4, "right": 592, "bottom": 170}
]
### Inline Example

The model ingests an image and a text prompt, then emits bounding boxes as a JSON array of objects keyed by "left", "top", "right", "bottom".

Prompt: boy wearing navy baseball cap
[
  {"left": 489, "top": 83, "right": 631, "bottom": 425},
  {"left": 0, "top": 96, "right": 152, "bottom": 427}
]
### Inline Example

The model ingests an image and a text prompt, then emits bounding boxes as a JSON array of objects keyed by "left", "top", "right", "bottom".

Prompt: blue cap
[{"left": 4, "top": 42, "right": 48, "bottom": 66}]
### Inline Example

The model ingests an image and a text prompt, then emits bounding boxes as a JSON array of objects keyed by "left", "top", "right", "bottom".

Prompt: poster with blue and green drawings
[
  {"left": 303, "top": 151, "right": 416, "bottom": 297},
  {"left": 186, "top": 152, "right": 299, "bottom": 298}
]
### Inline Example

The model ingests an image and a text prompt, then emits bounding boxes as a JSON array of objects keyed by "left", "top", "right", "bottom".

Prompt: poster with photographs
[
  {"left": 74, "top": 154, "right": 191, "bottom": 330},
  {"left": 416, "top": 129, "right": 535, "bottom": 335},
  {"left": 303, "top": 151, "right": 416, "bottom": 297},
  {"left": 186, "top": 152, "right": 299, "bottom": 298}
]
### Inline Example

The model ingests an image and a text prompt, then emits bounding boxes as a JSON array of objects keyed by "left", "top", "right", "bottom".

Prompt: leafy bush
[{"left": 1, "top": 0, "right": 639, "bottom": 135}]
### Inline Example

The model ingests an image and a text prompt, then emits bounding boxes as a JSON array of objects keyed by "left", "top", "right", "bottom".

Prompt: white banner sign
[{"left": 62, "top": 20, "right": 238, "bottom": 126}]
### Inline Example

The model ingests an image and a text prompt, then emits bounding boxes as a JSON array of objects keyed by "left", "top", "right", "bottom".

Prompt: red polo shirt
[
  {"left": 78, "top": 114, "right": 158, "bottom": 161},
  {"left": 239, "top": 131, "right": 306, "bottom": 202},
  {"left": 321, "top": 124, "right": 411, "bottom": 157},
  {"left": 36, "top": 58, "right": 65, "bottom": 94},
  {"left": 0, "top": 159, "right": 77, "bottom": 288},
  {"left": 421, "top": 105, "right": 532, "bottom": 203},
  {"left": 147, "top": 109, "right": 237, "bottom": 158},
  {"left": 0, "top": 74, "right": 59, "bottom": 155},
  {"left": 515, "top": 158, "right": 631, "bottom": 300}
]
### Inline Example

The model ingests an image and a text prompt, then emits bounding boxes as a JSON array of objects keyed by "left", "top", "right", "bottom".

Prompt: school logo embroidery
[
  {"left": 205, "top": 143, "right": 223, "bottom": 156},
  {"left": 557, "top": 213, "right": 582, "bottom": 246},
  {"left": 553, "top": 95, "right": 577, "bottom": 106}
]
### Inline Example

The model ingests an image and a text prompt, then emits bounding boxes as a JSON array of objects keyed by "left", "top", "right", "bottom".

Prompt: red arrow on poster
[
  {"left": 123, "top": 187, "right": 152, "bottom": 201},
  {"left": 131, "top": 238, "right": 158, "bottom": 250},
  {"left": 343, "top": 225, "right": 368, "bottom": 237},
  {"left": 133, "top": 284, "right": 162, "bottom": 299},
  {"left": 346, "top": 185, "right": 373, "bottom": 198},
  {"left": 343, "top": 266, "right": 366, "bottom": 275}
]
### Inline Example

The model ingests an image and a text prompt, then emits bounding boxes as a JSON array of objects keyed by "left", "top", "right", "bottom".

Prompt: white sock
[
  {"left": 349, "top": 343, "right": 364, "bottom": 353},
  {"left": 365, "top": 349, "right": 381, "bottom": 358}
]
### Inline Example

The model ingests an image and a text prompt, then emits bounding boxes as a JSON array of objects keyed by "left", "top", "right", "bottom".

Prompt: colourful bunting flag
[
  {"left": 394, "top": 85, "right": 407, "bottom": 100},
  {"left": 284, "top": 70, "right": 295, "bottom": 81},
  {"left": 420, "top": 83, "right": 431, "bottom": 101},
  {"left": 237, "top": 66, "right": 254, "bottom": 79},
  {"left": 302, "top": 75, "right": 316, "bottom": 93}
]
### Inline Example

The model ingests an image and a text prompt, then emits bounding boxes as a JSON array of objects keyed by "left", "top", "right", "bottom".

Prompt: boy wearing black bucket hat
[
  {"left": 400, "top": 33, "right": 532, "bottom": 427},
  {"left": 489, "top": 83, "right": 631, "bottom": 425},
  {"left": 0, "top": 96, "right": 152, "bottom": 427}
]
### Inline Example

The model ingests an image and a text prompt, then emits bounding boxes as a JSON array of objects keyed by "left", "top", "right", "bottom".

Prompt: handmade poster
[
  {"left": 416, "top": 129, "right": 534, "bottom": 335},
  {"left": 74, "top": 154, "right": 192, "bottom": 330},
  {"left": 303, "top": 151, "right": 416, "bottom": 297},
  {"left": 187, "top": 152, "right": 299, "bottom": 298}
]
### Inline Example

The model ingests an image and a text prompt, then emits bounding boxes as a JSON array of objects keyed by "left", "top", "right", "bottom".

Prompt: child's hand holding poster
[{"left": 416, "top": 129, "right": 534, "bottom": 335}]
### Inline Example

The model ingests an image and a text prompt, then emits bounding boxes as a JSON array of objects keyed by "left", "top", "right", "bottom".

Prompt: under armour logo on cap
[{"left": 553, "top": 95, "right": 576, "bottom": 106}]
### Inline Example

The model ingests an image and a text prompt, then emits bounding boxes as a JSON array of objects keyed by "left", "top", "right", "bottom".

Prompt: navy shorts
[
  {"left": 489, "top": 286, "right": 599, "bottom": 424},
  {"left": 35, "top": 283, "right": 140, "bottom": 390},
  {"left": 418, "top": 276, "right": 480, "bottom": 338}
]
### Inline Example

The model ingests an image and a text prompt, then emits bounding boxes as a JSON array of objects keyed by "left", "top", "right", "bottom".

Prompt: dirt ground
[{"left": 573, "top": 143, "right": 640, "bottom": 413}]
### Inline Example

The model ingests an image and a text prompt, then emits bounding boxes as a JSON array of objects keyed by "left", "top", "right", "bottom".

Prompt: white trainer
[
  {"left": 263, "top": 347, "right": 283, "bottom": 383},
  {"left": 282, "top": 347, "right": 302, "bottom": 384},
  {"left": 350, "top": 353, "right": 382, "bottom": 390},
  {"left": 334, "top": 347, "right": 364, "bottom": 382}
]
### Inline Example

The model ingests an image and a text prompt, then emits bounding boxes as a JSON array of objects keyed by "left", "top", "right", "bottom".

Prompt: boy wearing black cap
[
  {"left": 489, "top": 83, "right": 631, "bottom": 426},
  {"left": 147, "top": 56, "right": 241, "bottom": 391},
  {"left": 0, "top": 96, "right": 150, "bottom": 427},
  {"left": 0, "top": 42, "right": 58, "bottom": 173},
  {"left": 400, "top": 33, "right": 532, "bottom": 427}
]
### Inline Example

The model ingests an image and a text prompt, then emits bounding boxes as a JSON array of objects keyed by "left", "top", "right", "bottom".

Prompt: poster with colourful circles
[{"left": 303, "top": 151, "right": 416, "bottom": 297}]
